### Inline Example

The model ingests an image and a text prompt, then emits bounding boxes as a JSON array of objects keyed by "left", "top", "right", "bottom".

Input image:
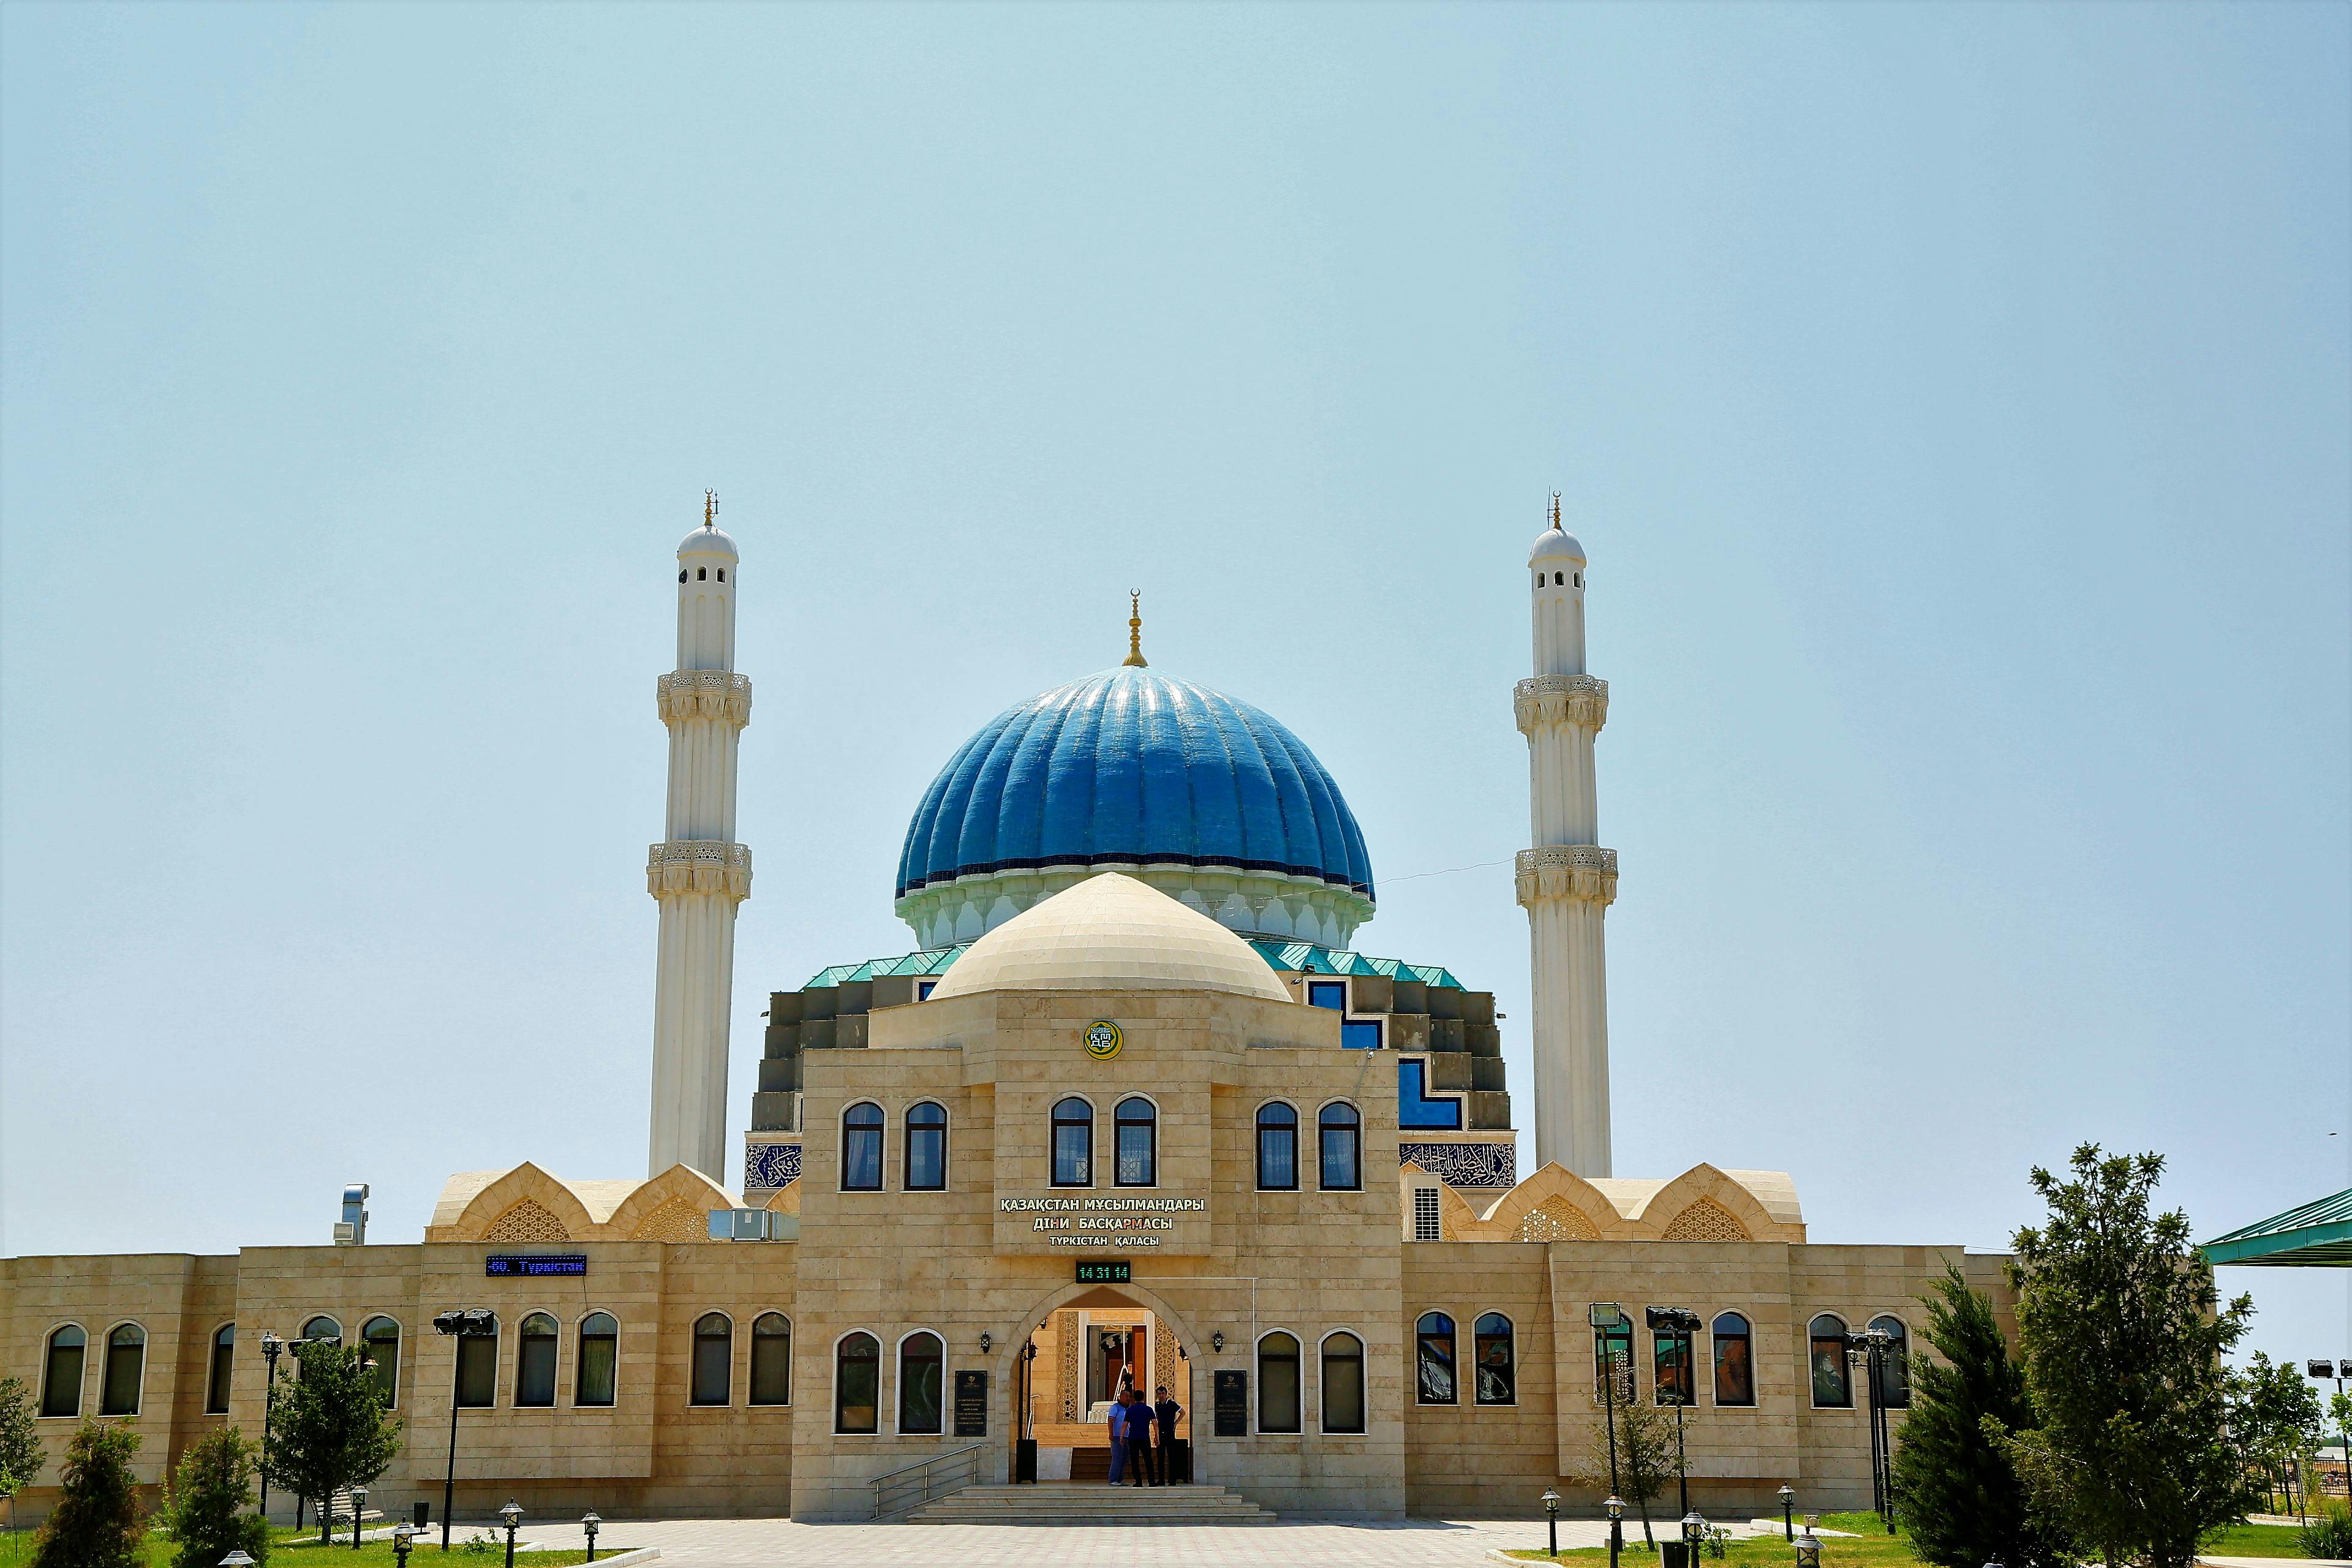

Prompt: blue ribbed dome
[{"left": 895, "top": 667, "right": 1374, "bottom": 902}]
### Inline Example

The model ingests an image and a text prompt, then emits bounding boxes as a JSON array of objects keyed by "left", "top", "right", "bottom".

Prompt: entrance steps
[{"left": 907, "top": 1482, "right": 1276, "bottom": 1526}]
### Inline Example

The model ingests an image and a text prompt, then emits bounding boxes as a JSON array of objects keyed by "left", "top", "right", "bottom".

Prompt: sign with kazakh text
[{"left": 993, "top": 1193, "right": 1208, "bottom": 1256}]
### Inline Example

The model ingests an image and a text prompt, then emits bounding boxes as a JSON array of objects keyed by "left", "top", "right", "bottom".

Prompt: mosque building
[{"left": 1, "top": 499, "right": 2009, "bottom": 1526}]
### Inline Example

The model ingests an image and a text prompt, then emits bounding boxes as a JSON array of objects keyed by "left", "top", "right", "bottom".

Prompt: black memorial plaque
[
  {"left": 1213, "top": 1369, "right": 1248, "bottom": 1437},
  {"left": 953, "top": 1370, "right": 988, "bottom": 1437}
]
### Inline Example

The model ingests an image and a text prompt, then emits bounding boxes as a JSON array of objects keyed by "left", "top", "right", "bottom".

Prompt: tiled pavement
[{"left": 511, "top": 1513, "right": 1789, "bottom": 1565}]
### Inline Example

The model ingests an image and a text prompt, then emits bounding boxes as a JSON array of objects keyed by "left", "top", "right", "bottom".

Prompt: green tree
[
  {"left": 2001, "top": 1145, "right": 2253, "bottom": 1568},
  {"left": 1891, "top": 1265, "right": 2073, "bottom": 1568},
  {"left": 1566, "top": 1362, "right": 1679, "bottom": 1545},
  {"left": 261, "top": 1342, "right": 401, "bottom": 1544},
  {"left": 158, "top": 1427, "right": 270, "bottom": 1568},
  {"left": 29, "top": 1419, "right": 141, "bottom": 1568},
  {"left": 2230, "top": 1352, "right": 2323, "bottom": 1512},
  {"left": 0, "top": 1374, "right": 43, "bottom": 1529}
]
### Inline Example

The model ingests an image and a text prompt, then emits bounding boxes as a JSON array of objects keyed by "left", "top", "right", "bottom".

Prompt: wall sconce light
[
  {"left": 979, "top": 1331, "right": 992, "bottom": 1354},
  {"left": 1211, "top": 1332, "right": 1224, "bottom": 1352}
]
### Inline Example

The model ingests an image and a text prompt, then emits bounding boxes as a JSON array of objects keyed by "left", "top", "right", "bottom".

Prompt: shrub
[
  {"left": 2302, "top": 1502, "right": 2352, "bottom": 1561},
  {"left": 158, "top": 1427, "right": 268, "bottom": 1568},
  {"left": 29, "top": 1419, "right": 141, "bottom": 1568}
]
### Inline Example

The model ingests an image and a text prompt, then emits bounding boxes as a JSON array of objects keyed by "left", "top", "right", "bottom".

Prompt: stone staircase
[{"left": 907, "top": 1482, "right": 1277, "bottom": 1526}]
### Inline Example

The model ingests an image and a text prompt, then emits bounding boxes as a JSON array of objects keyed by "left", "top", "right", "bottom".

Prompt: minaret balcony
[
  {"left": 657, "top": 669, "right": 753, "bottom": 726},
  {"left": 1514, "top": 844, "right": 1618, "bottom": 907},
  {"left": 646, "top": 839, "right": 753, "bottom": 900},
  {"left": 1513, "top": 673, "right": 1608, "bottom": 733}
]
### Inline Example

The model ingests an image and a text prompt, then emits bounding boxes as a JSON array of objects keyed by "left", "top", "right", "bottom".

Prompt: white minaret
[
  {"left": 646, "top": 493, "right": 752, "bottom": 1180},
  {"left": 1516, "top": 495, "right": 1618, "bottom": 1177}
]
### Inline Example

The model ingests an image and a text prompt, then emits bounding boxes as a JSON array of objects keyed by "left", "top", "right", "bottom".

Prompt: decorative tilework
[
  {"left": 745, "top": 1140, "right": 801, "bottom": 1192},
  {"left": 1398, "top": 1140, "right": 1515, "bottom": 1188}
]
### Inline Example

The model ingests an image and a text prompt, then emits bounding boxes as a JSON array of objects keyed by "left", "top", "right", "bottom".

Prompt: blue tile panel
[
  {"left": 1399, "top": 1140, "right": 1516, "bottom": 1188},
  {"left": 1398, "top": 1060, "right": 1463, "bottom": 1129},
  {"left": 895, "top": 666, "right": 1374, "bottom": 900},
  {"left": 745, "top": 1140, "right": 801, "bottom": 1191}
]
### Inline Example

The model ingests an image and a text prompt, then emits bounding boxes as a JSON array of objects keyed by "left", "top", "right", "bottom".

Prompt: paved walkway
[{"left": 511, "top": 1513, "right": 1788, "bottom": 1566}]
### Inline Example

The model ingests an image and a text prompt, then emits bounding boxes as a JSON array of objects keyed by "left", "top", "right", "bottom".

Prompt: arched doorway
[{"left": 1001, "top": 1281, "right": 1199, "bottom": 1487}]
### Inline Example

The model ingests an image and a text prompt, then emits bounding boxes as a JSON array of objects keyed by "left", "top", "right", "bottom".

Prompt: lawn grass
[
  {"left": 1501, "top": 1515, "right": 2326, "bottom": 1565},
  {"left": 2201, "top": 1521, "right": 2328, "bottom": 1558},
  {"left": 0, "top": 1528, "right": 624, "bottom": 1567}
]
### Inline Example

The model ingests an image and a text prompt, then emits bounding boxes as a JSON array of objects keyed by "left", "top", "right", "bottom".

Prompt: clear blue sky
[{"left": 4, "top": 4, "right": 2346, "bottom": 1368}]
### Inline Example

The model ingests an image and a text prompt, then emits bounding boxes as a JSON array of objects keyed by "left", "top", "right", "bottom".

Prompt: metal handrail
[{"left": 871, "top": 1442, "right": 986, "bottom": 1520}]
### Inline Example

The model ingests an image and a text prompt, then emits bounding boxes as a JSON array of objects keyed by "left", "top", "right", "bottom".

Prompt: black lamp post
[
  {"left": 349, "top": 1485, "right": 368, "bottom": 1549},
  {"left": 1541, "top": 1487, "right": 1561, "bottom": 1559},
  {"left": 392, "top": 1525, "right": 418, "bottom": 1568},
  {"left": 581, "top": 1511, "right": 600, "bottom": 1563},
  {"left": 1605, "top": 1494, "right": 1625, "bottom": 1568},
  {"left": 1682, "top": 1510, "right": 1708, "bottom": 1565},
  {"left": 1845, "top": 1327, "right": 1898, "bottom": 1531},
  {"left": 2312, "top": 1360, "right": 2350, "bottom": 1501},
  {"left": 222, "top": 1553, "right": 256, "bottom": 1568},
  {"left": 1778, "top": 1485, "right": 1795, "bottom": 1542},
  {"left": 257, "top": 1333, "right": 284, "bottom": 1522},
  {"left": 1648, "top": 1307, "right": 1702, "bottom": 1519},
  {"left": 1794, "top": 1529, "right": 1823, "bottom": 1568},
  {"left": 433, "top": 1309, "right": 497, "bottom": 1551},
  {"left": 1590, "top": 1303, "right": 1626, "bottom": 1502},
  {"left": 498, "top": 1501, "right": 524, "bottom": 1568}
]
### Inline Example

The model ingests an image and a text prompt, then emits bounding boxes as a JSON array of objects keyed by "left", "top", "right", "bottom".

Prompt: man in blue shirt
[
  {"left": 1120, "top": 1386, "right": 1156, "bottom": 1487},
  {"left": 1106, "top": 1390, "right": 1131, "bottom": 1485}
]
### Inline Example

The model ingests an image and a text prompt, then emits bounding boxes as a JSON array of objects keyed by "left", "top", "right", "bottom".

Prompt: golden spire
[
  {"left": 1122, "top": 590, "right": 1148, "bottom": 668},
  {"left": 1550, "top": 491, "right": 1562, "bottom": 530},
  {"left": 704, "top": 490, "right": 717, "bottom": 529}
]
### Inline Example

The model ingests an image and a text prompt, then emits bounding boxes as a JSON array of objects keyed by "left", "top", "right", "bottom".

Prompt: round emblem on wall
[{"left": 1083, "top": 1020, "right": 1123, "bottom": 1060}]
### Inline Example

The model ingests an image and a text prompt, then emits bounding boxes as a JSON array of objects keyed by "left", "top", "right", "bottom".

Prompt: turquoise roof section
[
  {"left": 802, "top": 939, "right": 1458, "bottom": 992},
  {"left": 894, "top": 666, "right": 1374, "bottom": 902},
  {"left": 2201, "top": 1187, "right": 2352, "bottom": 1268}
]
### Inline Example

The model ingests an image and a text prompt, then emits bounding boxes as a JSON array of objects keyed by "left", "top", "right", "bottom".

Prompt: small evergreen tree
[
  {"left": 0, "top": 1374, "right": 43, "bottom": 1529},
  {"left": 29, "top": 1419, "right": 142, "bottom": 1568},
  {"left": 159, "top": 1427, "right": 268, "bottom": 1568},
  {"left": 2002, "top": 1145, "right": 2253, "bottom": 1568},
  {"left": 1890, "top": 1265, "right": 2072, "bottom": 1568},
  {"left": 262, "top": 1342, "right": 401, "bottom": 1544},
  {"left": 2231, "top": 1352, "right": 2323, "bottom": 1511}
]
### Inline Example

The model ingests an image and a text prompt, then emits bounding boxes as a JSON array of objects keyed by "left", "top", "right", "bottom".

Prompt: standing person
[
  {"left": 1121, "top": 1385, "right": 1156, "bottom": 1487},
  {"left": 1106, "top": 1389, "right": 1130, "bottom": 1486},
  {"left": 1153, "top": 1383, "right": 1183, "bottom": 1485}
]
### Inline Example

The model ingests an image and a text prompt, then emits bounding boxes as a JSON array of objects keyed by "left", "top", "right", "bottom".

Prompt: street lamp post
[
  {"left": 392, "top": 1525, "right": 418, "bottom": 1568},
  {"left": 1606, "top": 1494, "right": 1625, "bottom": 1568},
  {"left": 1845, "top": 1326, "right": 1897, "bottom": 1530},
  {"left": 498, "top": 1501, "right": 524, "bottom": 1568},
  {"left": 350, "top": 1485, "right": 368, "bottom": 1550},
  {"left": 1590, "top": 1304, "right": 1626, "bottom": 1502},
  {"left": 581, "top": 1511, "right": 601, "bottom": 1563},
  {"left": 1683, "top": 1510, "right": 1708, "bottom": 1566},
  {"left": 1778, "top": 1485, "right": 1795, "bottom": 1542},
  {"left": 433, "top": 1309, "right": 497, "bottom": 1551},
  {"left": 2312, "top": 1360, "right": 2350, "bottom": 1501},
  {"left": 1794, "top": 1529, "right": 1823, "bottom": 1568},
  {"left": 257, "top": 1333, "right": 284, "bottom": 1523},
  {"left": 1542, "top": 1487, "right": 1561, "bottom": 1559},
  {"left": 1648, "top": 1308, "right": 1702, "bottom": 1519}
]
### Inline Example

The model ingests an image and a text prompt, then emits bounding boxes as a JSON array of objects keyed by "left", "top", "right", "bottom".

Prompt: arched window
[
  {"left": 1808, "top": 1314, "right": 1851, "bottom": 1408},
  {"left": 841, "top": 1101, "right": 884, "bottom": 1191},
  {"left": 835, "top": 1332, "right": 880, "bottom": 1434},
  {"left": 1415, "top": 1311, "right": 1457, "bottom": 1405},
  {"left": 455, "top": 1313, "right": 499, "bottom": 1408},
  {"left": 678, "top": 569, "right": 687, "bottom": 583},
  {"left": 691, "top": 1313, "right": 732, "bottom": 1406},
  {"left": 1318, "top": 1102, "right": 1361, "bottom": 1190},
  {"left": 1321, "top": 1332, "right": 1365, "bottom": 1433},
  {"left": 905, "top": 1102, "right": 948, "bottom": 1191},
  {"left": 1051, "top": 1097, "right": 1093, "bottom": 1187},
  {"left": 697, "top": 566, "right": 707, "bottom": 581},
  {"left": 1256, "top": 1102, "right": 1298, "bottom": 1191},
  {"left": 576, "top": 1313, "right": 619, "bottom": 1408},
  {"left": 41, "top": 1325, "right": 85, "bottom": 1417},
  {"left": 1869, "top": 1315, "right": 1910, "bottom": 1408},
  {"left": 100, "top": 1324, "right": 145, "bottom": 1415},
  {"left": 1593, "top": 1313, "right": 1633, "bottom": 1404},
  {"left": 1474, "top": 1313, "right": 1516, "bottom": 1405},
  {"left": 1114, "top": 1097, "right": 1157, "bottom": 1187},
  {"left": 717, "top": 568, "right": 726, "bottom": 582},
  {"left": 750, "top": 1313, "right": 790, "bottom": 1406},
  {"left": 1712, "top": 1312, "right": 1755, "bottom": 1407},
  {"left": 1257, "top": 1332, "right": 1301, "bottom": 1433},
  {"left": 899, "top": 1332, "right": 945, "bottom": 1434},
  {"left": 302, "top": 1316, "right": 342, "bottom": 1346},
  {"left": 515, "top": 1313, "right": 559, "bottom": 1407},
  {"left": 205, "top": 1324, "right": 235, "bottom": 1415},
  {"left": 362, "top": 1316, "right": 401, "bottom": 1408},
  {"left": 1654, "top": 1319, "right": 1694, "bottom": 1408}
]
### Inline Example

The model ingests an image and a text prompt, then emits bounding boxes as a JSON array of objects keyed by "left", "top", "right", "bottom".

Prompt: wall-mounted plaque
[
  {"left": 484, "top": 1254, "right": 586, "bottom": 1278},
  {"left": 1213, "top": 1369, "right": 1248, "bottom": 1437},
  {"left": 1074, "top": 1259, "right": 1131, "bottom": 1284},
  {"left": 954, "top": 1370, "right": 988, "bottom": 1437}
]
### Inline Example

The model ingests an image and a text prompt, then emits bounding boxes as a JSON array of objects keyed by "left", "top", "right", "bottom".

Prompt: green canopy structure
[{"left": 2201, "top": 1187, "right": 2352, "bottom": 1267}]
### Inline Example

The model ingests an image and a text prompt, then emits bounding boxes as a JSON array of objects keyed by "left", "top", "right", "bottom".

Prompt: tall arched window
[
  {"left": 1593, "top": 1314, "right": 1633, "bottom": 1403},
  {"left": 905, "top": 1102, "right": 948, "bottom": 1191},
  {"left": 1654, "top": 1320, "right": 1694, "bottom": 1408},
  {"left": 456, "top": 1313, "right": 499, "bottom": 1408},
  {"left": 1321, "top": 1332, "right": 1365, "bottom": 1433},
  {"left": 1808, "top": 1314, "right": 1851, "bottom": 1408},
  {"left": 1256, "top": 1102, "right": 1298, "bottom": 1191},
  {"left": 835, "top": 1333, "right": 880, "bottom": 1434},
  {"left": 205, "top": 1324, "right": 235, "bottom": 1415},
  {"left": 691, "top": 1313, "right": 733, "bottom": 1406},
  {"left": 1415, "top": 1312, "right": 1457, "bottom": 1404},
  {"left": 1114, "top": 1097, "right": 1157, "bottom": 1186},
  {"left": 41, "top": 1325, "right": 85, "bottom": 1417},
  {"left": 576, "top": 1313, "right": 619, "bottom": 1408},
  {"left": 1712, "top": 1312, "right": 1755, "bottom": 1407},
  {"left": 362, "top": 1316, "right": 401, "bottom": 1408},
  {"left": 841, "top": 1101, "right": 884, "bottom": 1191},
  {"left": 1474, "top": 1313, "right": 1516, "bottom": 1406},
  {"left": 1051, "top": 1098, "right": 1093, "bottom": 1186},
  {"left": 899, "top": 1332, "right": 944, "bottom": 1434},
  {"left": 1318, "top": 1102, "right": 1361, "bottom": 1190},
  {"left": 1257, "top": 1332, "right": 1301, "bottom": 1433},
  {"left": 750, "top": 1313, "right": 790, "bottom": 1406},
  {"left": 302, "top": 1316, "right": 342, "bottom": 1346},
  {"left": 515, "top": 1313, "right": 559, "bottom": 1407},
  {"left": 1869, "top": 1315, "right": 1910, "bottom": 1408},
  {"left": 100, "top": 1324, "right": 145, "bottom": 1415}
]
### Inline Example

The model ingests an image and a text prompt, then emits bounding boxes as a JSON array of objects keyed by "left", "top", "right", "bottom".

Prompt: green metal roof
[
  {"left": 2201, "top": 1187, "right": 2352, "bottom": 1268},
  {"left": 803, "top": 939, "right": 1461, "bottom": 992}
]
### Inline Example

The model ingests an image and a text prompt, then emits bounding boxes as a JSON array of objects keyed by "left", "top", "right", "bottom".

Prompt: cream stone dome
[
  {"left": 925, "top": 871, "right": 1292, "bottom": 1003},
  {"left": 678, "top": 522, "right": 739, "bottom": 559}
]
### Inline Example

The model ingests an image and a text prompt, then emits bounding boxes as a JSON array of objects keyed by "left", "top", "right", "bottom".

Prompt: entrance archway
[{"left": 995, "top": 1280, "right": 1202, "bottom": 1487}]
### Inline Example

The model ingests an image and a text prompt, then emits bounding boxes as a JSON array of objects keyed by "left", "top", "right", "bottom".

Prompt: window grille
[{"left": 1413, "top": 1185, "right": 1442, "bottom": 1242}]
